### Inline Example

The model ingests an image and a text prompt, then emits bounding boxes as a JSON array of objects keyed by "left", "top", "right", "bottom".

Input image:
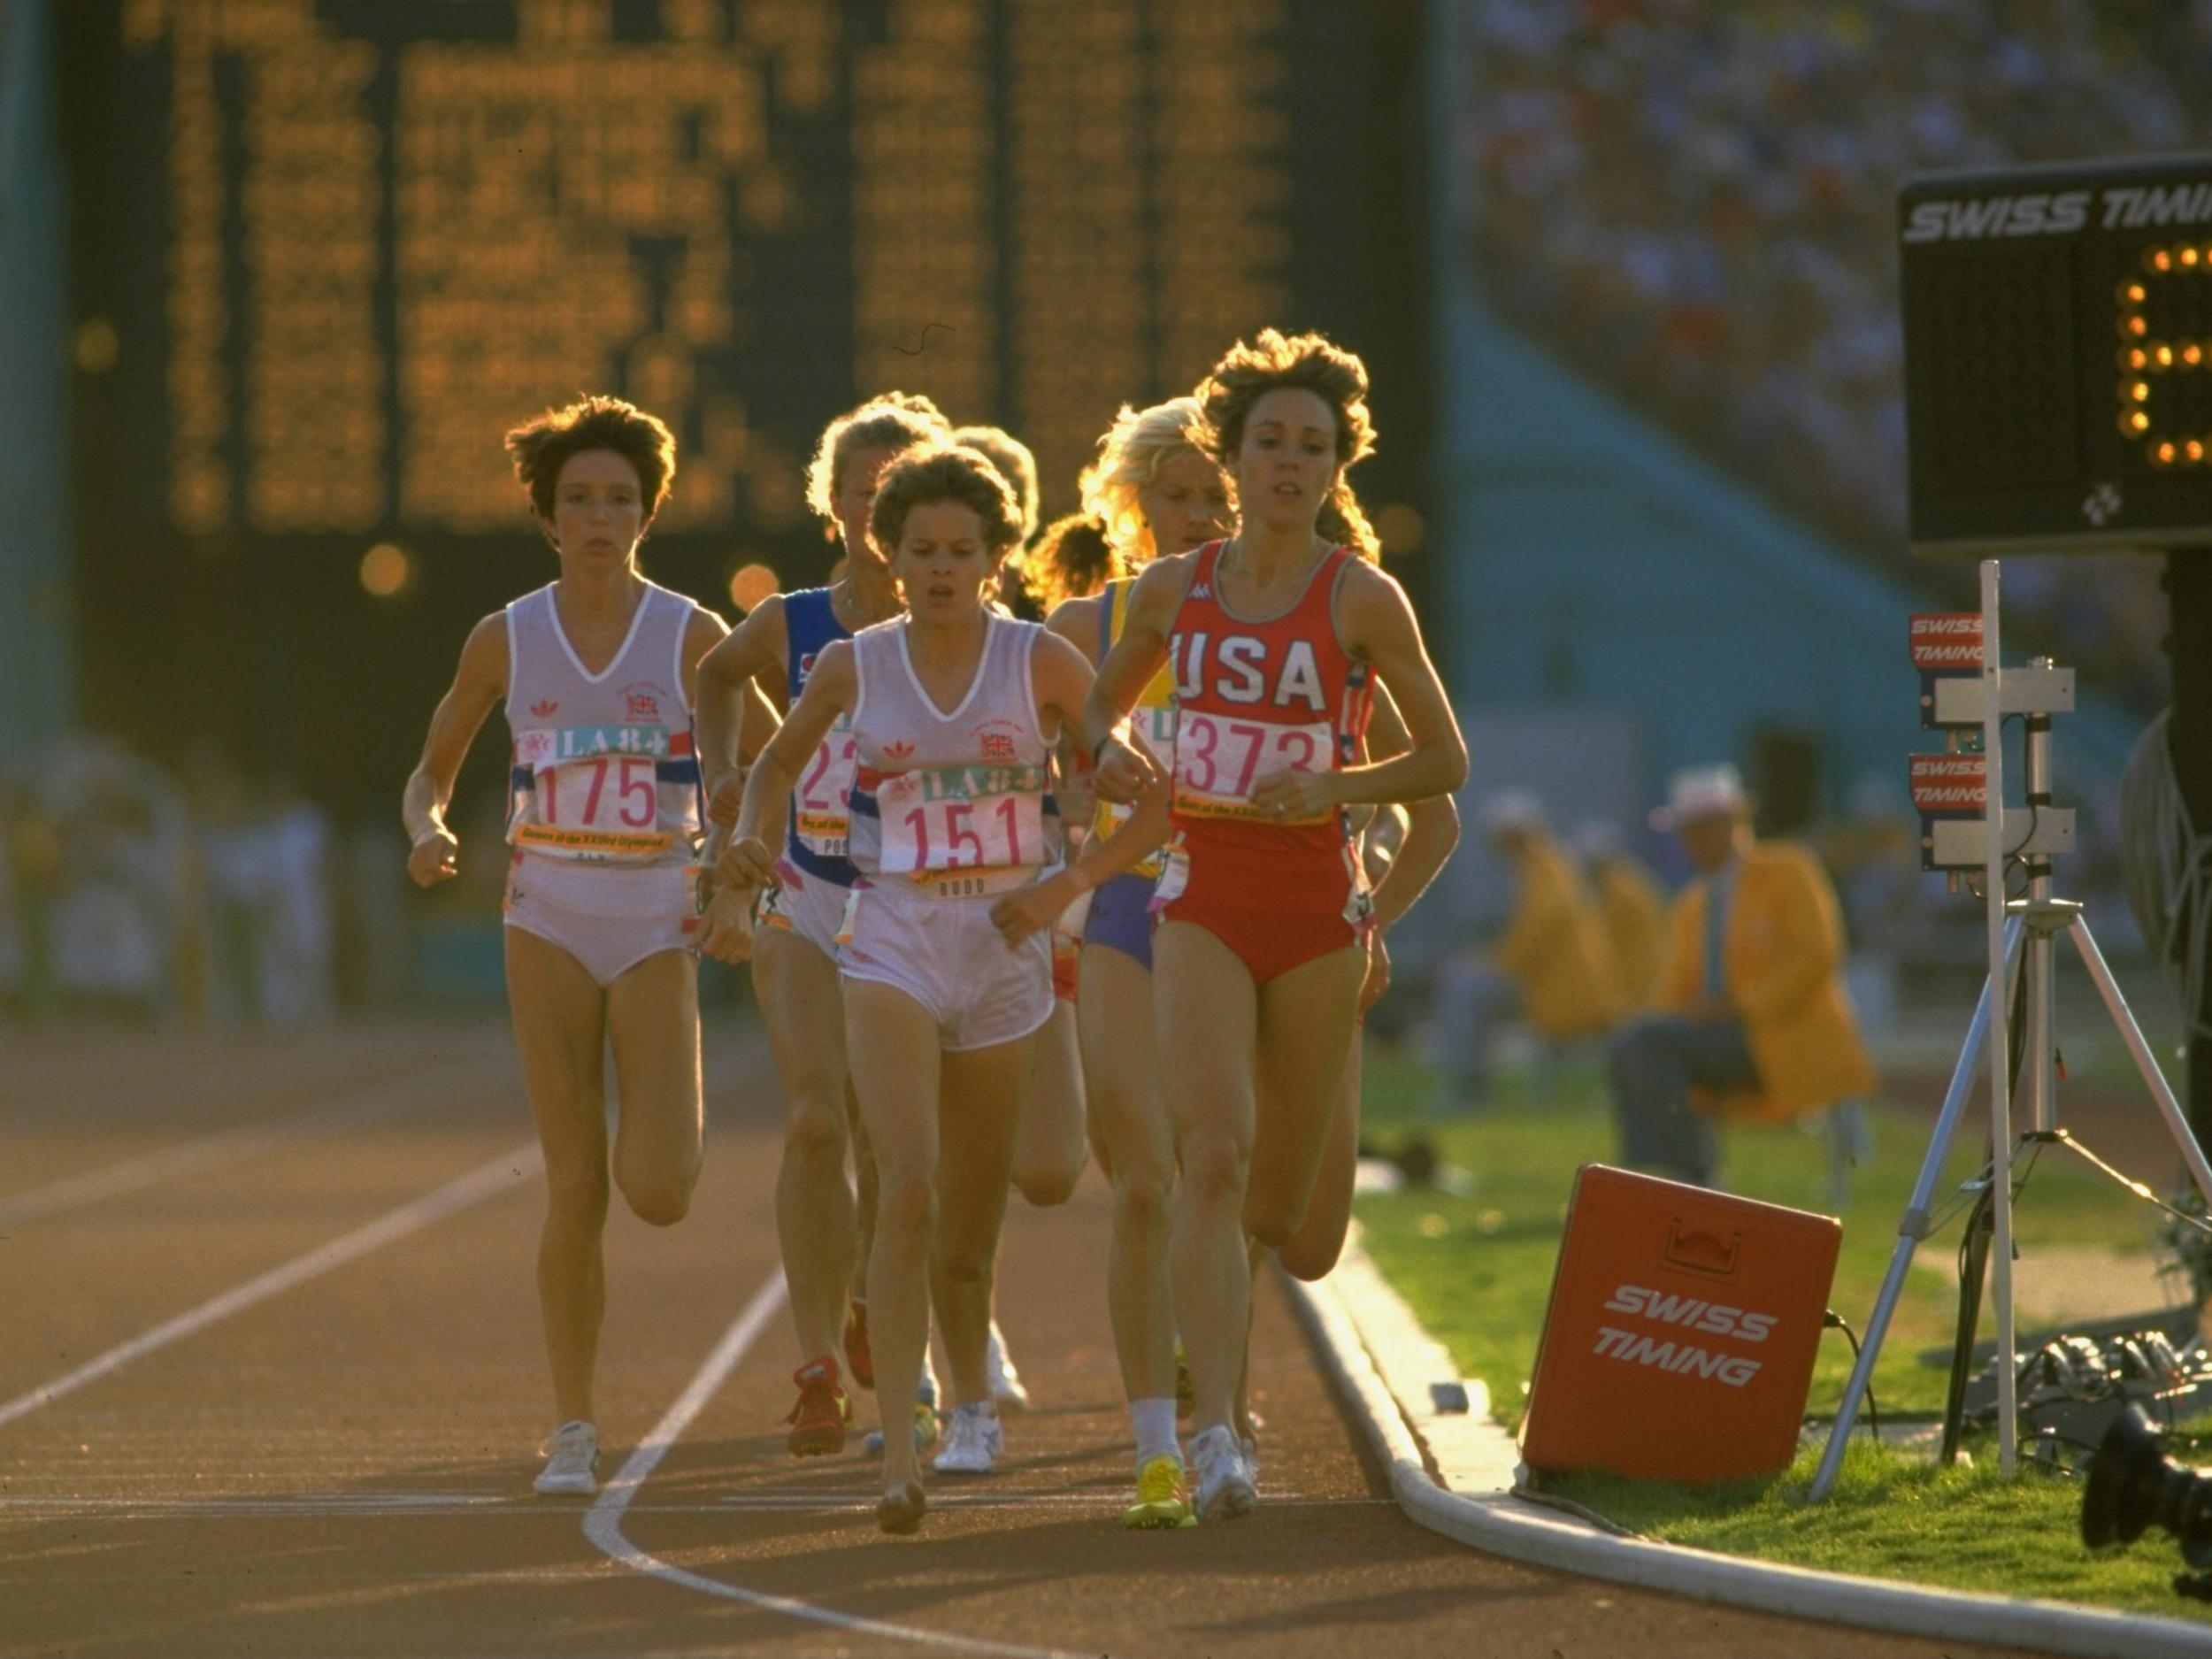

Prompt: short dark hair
[
  {"left": 805, "top": 393, "right": 951, "bottom": 524},
  {"left": 951, "top": 425, "right": 1041, "bottom": 542},
  {"left": 868, "top": 444, "right": 1025, "bottom": 558},
  {"left": 505, "top": 395, "right": 677, "bottom": 520}
]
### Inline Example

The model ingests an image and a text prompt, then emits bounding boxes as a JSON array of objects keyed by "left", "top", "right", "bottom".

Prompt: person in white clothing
[
  {"left": 401, "top": 396, "right": 732, "bottom": 1499},
  {"left": 719, "top": 444, "right": 1096, "bottom": 1534}
]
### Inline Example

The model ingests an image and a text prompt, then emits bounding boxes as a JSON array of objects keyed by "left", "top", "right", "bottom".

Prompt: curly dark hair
[
  {"left": 804, "top": 392, "right": 952, "bottom": 527},
  {"left": 1019, "top": 512, "right": 1118, "bottom": 610},
  {"left": 1195, "top": 328, "right": 1381, "bottom": 562},
  {"left": 867, "top": 444, "right": 1025, "bottom": 559},
  {"left": 504, "top": 395, "right": 677, "bottom": 521}
]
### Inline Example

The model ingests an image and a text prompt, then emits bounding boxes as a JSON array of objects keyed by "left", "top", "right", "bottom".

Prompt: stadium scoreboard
[
  {"left": 62, "top": 0, "right": 1421, "bottom": 807},
  {"left": 1900, "top": 153, "right": 2212, "bottom": 554}
]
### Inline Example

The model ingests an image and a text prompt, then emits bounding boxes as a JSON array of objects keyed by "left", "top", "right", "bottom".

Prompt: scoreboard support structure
[{"left": 1899, "top": 151, "right": 2212, "bottom": 1160}]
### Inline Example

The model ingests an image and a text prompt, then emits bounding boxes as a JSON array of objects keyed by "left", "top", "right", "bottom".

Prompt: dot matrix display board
[
  {"left": 63, "top": 0, "right": 1423, "bottom": 808},
  {"left": 1900, "top": 153, "right": 2212, "bottom": 554}
]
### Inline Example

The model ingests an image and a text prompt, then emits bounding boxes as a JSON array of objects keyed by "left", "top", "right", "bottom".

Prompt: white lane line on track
[
  {"left": 0, "top": 1141, "right": 541, "bottom": 1432},
  {"left": 0, "top": 1061, "right": 506, "bottom": 1231},
  {"left": 584, "top": 1274, "right": 1091, "bottom": 1659}
]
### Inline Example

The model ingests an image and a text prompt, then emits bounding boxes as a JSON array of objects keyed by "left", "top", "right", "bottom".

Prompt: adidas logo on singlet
[{"left": 1189, "top": 584, "right": 1212, "bottom": 599}]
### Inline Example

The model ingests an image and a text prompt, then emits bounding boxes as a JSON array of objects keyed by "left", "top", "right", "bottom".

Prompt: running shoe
[
  {"left": 986, "top": 1322, "right": 1030, "bottom": 1413},
  {"left": 784, "top": 1356, "right": 849, "bottom": 1456},
  {"left": 1174, "top": 1340, "right": 1194, "bottom": 1419},
  {"left": 932, "top": 1402, "right": 1004, "bottom": 1475},
  {"left": 1187, "top": 1424, "right": 1256, "bottom": 1522},
  {"left": 1121, "top": 1453, "right": 1196, "bottom": 1530},
  {"left": 844, "top": 1299, "right": 874, "bottom": 1390},
  {"left": 877, "top": 1478, "right": 927, "bottom": 1535},
  {"left": 533, "top": 1419, "right": 598, "bottom": 1495},
  {"left": 862, "top": 1401, "right": 941, "bottom": 1458}
]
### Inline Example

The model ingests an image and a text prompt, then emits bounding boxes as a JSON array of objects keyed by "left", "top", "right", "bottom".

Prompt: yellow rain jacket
[
  {"left": 1658, "top": 840, "right": 1877, "bottom": 1123},
  {"left": 1492, "top": 834, "right": 1623, "bottom": 1039},
  {"left": 1594, "top": 856, "right": 1666, "bottom": 1013}
]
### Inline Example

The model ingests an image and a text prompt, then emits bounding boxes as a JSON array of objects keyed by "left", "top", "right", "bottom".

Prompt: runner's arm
[
  {"left": 1078, "top": 557, "right": 1187, "bottom": 801},
  {"left": 695, "top": 596, "right": 788, "bottom": 815},
  {"left": 1361, "top": 680, "right": 1460, "bottom": 934},
  {"left": 401, "top": 614, "right": 506, "bottom": 887},
  {"left": 720, "top": 641, "right": 856, "bottom": 891}
]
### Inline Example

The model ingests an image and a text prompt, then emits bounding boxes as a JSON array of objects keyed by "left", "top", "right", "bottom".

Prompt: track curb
[{"left": 1287, "top": 1235, "right": 2212, "bottom": 1658}]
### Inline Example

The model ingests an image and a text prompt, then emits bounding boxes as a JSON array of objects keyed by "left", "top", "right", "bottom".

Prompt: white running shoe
[
  {"left": 1188, "top": 1425, "right": 1256, "bottom": 1522},
  {"left": 534, "top": 1420, "right": 598, "bottom": 1495},
  {"left": 932, "top": 1402, "right": 1004, "bottom": 1475},
  {"left": 986, "top": 1322, "right": 1030, "bottom": 1413}
]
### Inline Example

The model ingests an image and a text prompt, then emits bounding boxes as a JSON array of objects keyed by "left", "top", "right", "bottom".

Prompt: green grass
[{"left": 1351, "top": 1044, "right": 2208, "bottom": 1619}]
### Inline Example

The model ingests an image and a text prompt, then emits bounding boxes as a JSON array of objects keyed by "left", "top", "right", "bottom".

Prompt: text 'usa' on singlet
[
  {"left": 1154, "top": 539, "right": 1373, "bottom": 905},
  {"left": 504, "top": 580, "right": 702, "bottom": 865},
  {"left": 846, "top": 613, "right": 1062, "bottom": 901},
  {"left": 781, "top": 587, "right": 861, "bottom": 887},
  {"left": 1094, "top": 576, "right": 1178, "bottom": 881}
]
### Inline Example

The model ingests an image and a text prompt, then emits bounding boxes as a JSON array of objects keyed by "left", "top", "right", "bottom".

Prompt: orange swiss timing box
[{"left": 1519, "top": 1164, "right": 1840, "bottom": 1485}]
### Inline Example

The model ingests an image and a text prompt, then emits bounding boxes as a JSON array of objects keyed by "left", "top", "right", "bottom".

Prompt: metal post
[
  {"left": 1979, "top": 559, "right": 2018, "bottom": 1479},
  {"left": 1808, "top": 919, "right": 2024, "bottom": 1501},
  {"left": 2022, "top": 671, "right": 2057, "bottom": 1137},
  {"left": 2068, "top": 915, "right": 2212, "bottom": 1207}
]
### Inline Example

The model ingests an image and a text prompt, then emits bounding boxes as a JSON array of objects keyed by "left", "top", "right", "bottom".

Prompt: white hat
[
  {"left": 1650, "top": 764, "right": 1747, "bottom": 832},
  {"left": 1479, "top": 787, "right": 1546, "bottom": 834}
]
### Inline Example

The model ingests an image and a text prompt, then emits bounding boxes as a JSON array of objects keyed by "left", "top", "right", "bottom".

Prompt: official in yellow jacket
[
  {"left": 1429, "top": 791, "right": 1620, "bottom": 1109},
  {"left": 1490, "top": 803, "right": 1623, "bottom": 1041},
  {"left": 1608, "top": 766, "right": 1876, "bottom": 1187},
  {"left": 1574, "top": 822, "right": 1665, "bottom": 1013}
]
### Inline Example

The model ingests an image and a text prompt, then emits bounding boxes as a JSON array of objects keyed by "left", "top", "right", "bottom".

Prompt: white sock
[{"left": 1130, "top": 1397, "right": 1179, "bottom": 1469}]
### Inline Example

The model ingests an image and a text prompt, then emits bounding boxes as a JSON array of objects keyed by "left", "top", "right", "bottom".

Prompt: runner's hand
[
  {"left": 1359, "top": 929, "right": 1392, "bottom": 1012},
  {"left": 716, "top": 833, "right": 777, "bottom": 892},
  {"left": 1092, "top": 731, "right": 1163, "bottom": 803},
  {"left": 991, "top": 873, "right": 1071, "bottom": 947},
  {"left": 408, "top": 826, "right": 458, "bottom": 887},
  {"left": 1251, "top": 767, "right": 1340, "bottom": 824},
  {"left": 699, "top": 886, "right": 756, "bottom": 964}
]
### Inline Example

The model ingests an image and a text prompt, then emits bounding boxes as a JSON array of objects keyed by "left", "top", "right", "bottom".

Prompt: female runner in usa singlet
[
  {"left": 720, "top": 445, "right": 1096, "bottom": 1534},
  {"left": 693, "top": 394, "right": 948, "bottom": 1455},
  {"left": 402, "top": 396, "right": 730, "bottom": 1497},
  {"left": 1080, "top": 334, "right": 1467, "bottom": 1521}
]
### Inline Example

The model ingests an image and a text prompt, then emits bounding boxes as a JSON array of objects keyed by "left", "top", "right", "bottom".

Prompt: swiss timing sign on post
[
  {"left": 1910, "top": 613, "right": 1985, "bottom": 669},
  {"left": 1910, "top": 753, "right": 1988, "bottom": 813}
]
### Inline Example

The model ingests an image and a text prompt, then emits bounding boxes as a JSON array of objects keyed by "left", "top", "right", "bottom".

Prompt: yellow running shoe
[{"left": 1121, "top": 1453, "right": 1195, "bottom": 1530}]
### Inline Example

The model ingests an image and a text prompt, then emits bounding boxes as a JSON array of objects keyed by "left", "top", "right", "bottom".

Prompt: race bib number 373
[{"left": 1172, "top": 710, "right": 1333, "bottom": 823}]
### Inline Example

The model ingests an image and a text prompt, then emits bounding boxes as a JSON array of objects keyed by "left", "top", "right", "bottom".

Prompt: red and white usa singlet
[{"left": 1152, "top": 540, "right": 1374, "bottom": 979}]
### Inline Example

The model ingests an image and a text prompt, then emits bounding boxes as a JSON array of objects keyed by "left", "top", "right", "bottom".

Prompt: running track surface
[{"left": 0, "top": 1016, "right": 2005, "bottom": 1658}]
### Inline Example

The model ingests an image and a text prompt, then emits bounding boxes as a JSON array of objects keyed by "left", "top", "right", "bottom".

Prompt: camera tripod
[{"left": 1809, "top": 563, "right": 2212, "bottom": 1501}]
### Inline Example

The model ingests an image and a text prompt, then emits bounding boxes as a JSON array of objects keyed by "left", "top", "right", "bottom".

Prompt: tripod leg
[
  {"left": 1809, "top": 918, "right": 2023, "bottom": 1502},
  {"left": 2067, "top": 917, "right": 2212, "bottom": 1207}
]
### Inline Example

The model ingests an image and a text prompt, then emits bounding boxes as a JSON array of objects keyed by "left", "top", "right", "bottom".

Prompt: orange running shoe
[
  {"left": 785, "top": 1356, "right": 849, "bottom": 1456},
  {"left": 843, "top": 1298, "right": 874, "bottom": 1390}
]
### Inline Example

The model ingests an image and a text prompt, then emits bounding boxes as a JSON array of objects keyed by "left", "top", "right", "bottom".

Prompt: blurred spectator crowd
[
  {"left": 1463, "top": 0, "right": 2200, "bottom": 710},
  {"left": 0, "top": 735, "right": 351, "bottom": 1025}
]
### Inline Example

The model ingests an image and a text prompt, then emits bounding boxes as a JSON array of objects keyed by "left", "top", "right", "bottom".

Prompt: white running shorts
[
  {"left": 502, "top": 852, "right": 701, "bottom": 988},
  {"left": 758, "top": 859, "right": 849, "bottom": 961},
  {"left": 837, "top": 884, "right": 1054, "bottom": 1052}
]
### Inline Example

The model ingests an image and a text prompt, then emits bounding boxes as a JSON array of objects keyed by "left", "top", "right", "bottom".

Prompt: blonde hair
[
  {"left": 1079, "top": 396, "right": 1215, "bottom": 569},
  {"left": 803, "top": 393, "right": 950, "bottom": 531},
  {"left": 1195, "top": 328, "right": 1382, "bottom": 563}
]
